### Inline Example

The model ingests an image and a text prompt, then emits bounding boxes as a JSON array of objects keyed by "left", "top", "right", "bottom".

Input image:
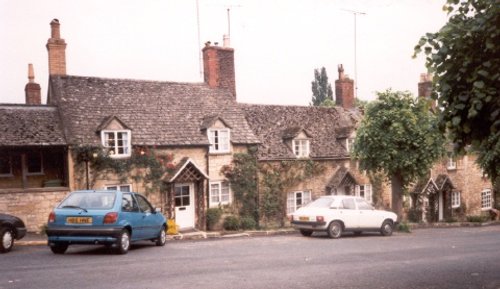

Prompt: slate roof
[
  {"left": 241, "top": 104, "right": 359, "bottom": 160},
  {"left": 326, "top": 166, "right": 369, "bottom": 188},
  {"left": 48, "top": 75, "right": 261, "bottom": 146},
  {"left": 0, "top": 104, "right": 66, "bottom": 146}
]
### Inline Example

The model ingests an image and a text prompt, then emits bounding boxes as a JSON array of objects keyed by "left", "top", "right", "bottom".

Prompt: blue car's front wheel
[
  {"left": 115, "top": 229, "right": 130, "bottom": 254},
  {"left": 155, "top": 225, "right": 167, "bottom": 246}
]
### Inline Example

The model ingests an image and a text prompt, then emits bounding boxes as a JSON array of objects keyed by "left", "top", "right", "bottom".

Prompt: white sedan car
[{"left": 290, "top": 195, "right": 397, "bottom": 238}]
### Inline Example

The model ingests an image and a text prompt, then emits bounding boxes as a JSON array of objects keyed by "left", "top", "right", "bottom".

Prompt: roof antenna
[{"left": 341, "top": 9, "right": 366, "bottom": 99}]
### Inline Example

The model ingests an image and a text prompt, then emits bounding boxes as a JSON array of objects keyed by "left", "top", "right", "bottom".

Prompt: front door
[{"left": 174, "top": 183, "right": 195, "bottom": 229}]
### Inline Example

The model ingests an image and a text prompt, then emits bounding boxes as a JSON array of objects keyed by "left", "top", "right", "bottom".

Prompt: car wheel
[
  {"left": 155, "top": 226, "right": 167, "bottom": 246},
  {"left": 300, "top": 229, "right": 313, "bottom": 237},
  {"left": 380, "top": 220, "right": 393, "bottom": 236},
  {"left": 115, "top": 229, "right": 131, "bottom": 254},
  {"left": 50, "top": 243, "right": 69, "bottom": 254},
  {"left": 327, "top": 221, "right": 343, "bottom": 239},
  {"left": 0, "top": 227, "right": 14, "bottom": 253}
]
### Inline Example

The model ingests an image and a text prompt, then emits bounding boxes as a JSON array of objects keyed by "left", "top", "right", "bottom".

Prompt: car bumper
[
  {"left": 16, "top": 227, "right": 27, "bottom": 240},
  {"left": 46, "top": 226, "right": 123, "bottom": 245},
  {"left": 290, "top": 220, "right": 327, "bottom": 230}
]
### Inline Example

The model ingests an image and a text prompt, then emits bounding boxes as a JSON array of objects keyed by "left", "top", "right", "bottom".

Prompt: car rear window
[{"left": 59, "top": 192, "right": 116, "bottom": 210}]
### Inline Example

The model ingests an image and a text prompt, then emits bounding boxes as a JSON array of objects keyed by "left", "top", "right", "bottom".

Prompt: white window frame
[
  {"left": 208, "top": 128, "right": 230, "bottom": 154},
  {"left": 0, "top": 155, "right": 13, "bottom": 177},
  {"left": 292, "top": 139, "right": 310, "bottom": 158},
  {"left": 346, "top": 138, "right": 355, "bottom": 152},
  {"left": 286, "top": 191, "right": 311, "bottom": 214},
  {"left": 447, "top": 157, "right": 457, "bottom": 170},
  {"left": 209, "top": 181, "right": 231, "bottom": 207},
  {"left": 451, "top": 191, "right": 460, "bottom": 208},
  {"left": 355, "top": 184, "right": 372, "bottom": 203},
  {"left": 101, "top": 130, "right": 131, "bottom": 158},
  {"left": 105, "top": 184, "right": 132, "bottom": 192},
  {"left": 481, "top": 189, "right": 492, "bottom": 210}
]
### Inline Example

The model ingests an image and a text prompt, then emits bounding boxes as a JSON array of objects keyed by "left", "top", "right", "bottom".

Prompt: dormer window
[
  {"left": 208, "top": 128, "right": 230, "bottom": 153},
  {"left": 346, "top": 138, "right": 355, "bottom": 152},
  {"left": 447, "top": 157, "right": 457, "bottom": 170},
  {"left": 293, "top": 139, "right": 310, "bottom": 158},
  {"left": 101, "top": 130, "right": 131, "bottom": 158}
]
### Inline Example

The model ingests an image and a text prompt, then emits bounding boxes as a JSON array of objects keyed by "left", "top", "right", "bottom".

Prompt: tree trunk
[{"left": 391, "top": 174, "right": 404, "bottom": 221}]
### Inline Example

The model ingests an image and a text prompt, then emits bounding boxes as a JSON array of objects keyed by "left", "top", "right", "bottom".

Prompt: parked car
[
  {"left": 0, "top": 213, "right": 27, "bottom": 253},
  {"left": 290, "top": 195, "right": 397, "bottom": 238},
  {"left": 46, "top": 190, "right": 167, "bottom": 254}
]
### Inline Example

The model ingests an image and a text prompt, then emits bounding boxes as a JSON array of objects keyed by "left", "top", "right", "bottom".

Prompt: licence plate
[
  {"left": 66, "top": 217, "right": 93, "bottom": 224},
  {"left": 299, "top": 216, "right": 310, "bottom": 221}
]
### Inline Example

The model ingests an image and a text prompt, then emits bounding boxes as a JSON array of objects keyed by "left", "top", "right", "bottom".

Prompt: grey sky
[{"left": 0, "top": 0, "right": 448, "bottom": 105}]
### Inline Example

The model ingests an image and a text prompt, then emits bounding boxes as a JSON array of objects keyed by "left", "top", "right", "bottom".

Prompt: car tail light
[
  {"left": 48, "top": 211, "right": 56, "bottom": 223},
  {"left": 316, "top": 216, "right": 324, "bottom": 222},
  {"left": 103, "top": 212, "right": 118, "bottom": 224}
]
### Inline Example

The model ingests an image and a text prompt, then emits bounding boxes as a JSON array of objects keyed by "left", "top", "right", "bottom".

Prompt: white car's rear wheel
[{"left": 327, "top": 221, "right": 343, "bottom": 239}]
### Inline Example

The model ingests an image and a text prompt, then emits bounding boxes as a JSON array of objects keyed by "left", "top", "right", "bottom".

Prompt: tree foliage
[
  {"left": 311, "top": 67, "right": 333, "bottom": 106},
  {"left": 352, "top": 90, "right": 445, "bottom": 217},
  {"left": 414, "top": 0, "right": 499, "bottom": 183}
]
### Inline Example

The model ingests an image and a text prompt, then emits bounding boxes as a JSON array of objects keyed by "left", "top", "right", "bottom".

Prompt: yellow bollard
[{"left": 167, "top": 219, "right": 178, "bottom": 235}]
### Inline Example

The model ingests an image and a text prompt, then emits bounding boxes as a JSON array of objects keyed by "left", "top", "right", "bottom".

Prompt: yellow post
[{"left": 167, "top": 219, "right": 178, "bottom": 235}]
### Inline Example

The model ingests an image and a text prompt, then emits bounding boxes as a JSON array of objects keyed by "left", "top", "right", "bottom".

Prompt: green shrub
[
  {"left": 240, "top": 216, "right": 257, "bottom": 230},
  {"left": 408, "top": 208, "right": 423, "bottom": 223},
  {"left": 398, "top": 222, "right": 411, "bottom": 233},
  {"left": 206, "top": 208, "right": 223, "bottom": 231},
  {"left": 466, "top": 215, "right": 488, "bottom": 223},
  {"left": 223, "top": 215, "right": 240, "bottom": 231}
]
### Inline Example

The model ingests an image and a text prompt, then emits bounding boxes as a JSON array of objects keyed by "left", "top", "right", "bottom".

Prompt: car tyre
[
  {"left": 155, "top": 226, "right": 167, "bottom": 246},
  {"left": 0, "top": 227, "right": 14, "bottom": 253},
  {"left": 299, "top": 229, "right": 313, "bottom": 237},
  {"left": 327, "top": 221, "right": 343, "bottom": 239},
  {"left": 115, "top": 229, "right": 131, "bottom": 254},
  {"left": 380, "top": 220, "right": 393, "bottom": 236},
  {"left": 50, "top": 243, "right": 69, "bottom": 254}
]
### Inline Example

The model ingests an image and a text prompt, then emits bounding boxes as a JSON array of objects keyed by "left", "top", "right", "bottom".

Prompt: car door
[
  {"left": 338, "top": 198, "right": 359, "bottom": 229},
  {"left": 135, "top": 194, "right": 160, "bottom": 239},
  {"left": 355, "top": 198, "right": 382, "bottom": 228},
  {"left": 121, "top": 193, "right": 144, "bottom": 240}
]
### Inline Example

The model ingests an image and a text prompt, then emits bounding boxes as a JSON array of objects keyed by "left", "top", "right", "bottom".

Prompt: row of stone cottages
[{"left": 0, "top": 19, "right": 494, "bottom": 232}]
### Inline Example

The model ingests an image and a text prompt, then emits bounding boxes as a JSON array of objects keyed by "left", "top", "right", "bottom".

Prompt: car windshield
[
  {"left": 306, "top": 197, "right": 334, "bottom": 208},
  {"left": 59, "top": 192, "right": 116, "bottom": 210}
]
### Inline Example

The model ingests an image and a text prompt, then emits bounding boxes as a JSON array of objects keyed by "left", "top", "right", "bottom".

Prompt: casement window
[
  {"left": 355, "top": 184, "right": 372, "bottom": 203},
  {"left": 447, "top": 157, "right": 457, "bottom": 170},
  {"left": 292, "top": 139, "right": 310, "bottom": 158},
  {"left": 101, "top": 130, "right": 131, "bottom": 158},
  {"left": 105, "top": 184, "right": 131, "bottom": 192},
  {"left": 208, "top": 129, "right": 230, "bottom": 153},
  {"left": 27, "top": 152, "right": 43, "bottom": 175},
  {"left": 346, "top": 138, "right": 355, "bottom": 152},
  {"left": 481, "top": 189, "right": 492, "bottom": 210},
  {"left": 209, "top": 181, "right": 231, "bottom": 207},
  {"left": 287, "top": 191, "right": 311, "bottom": 214},
  {"left": 451, "top": 191, "right": 461, "bottom": 208},
  {"left": 0, "top": 155, "right": 13, "bottom": 177}
]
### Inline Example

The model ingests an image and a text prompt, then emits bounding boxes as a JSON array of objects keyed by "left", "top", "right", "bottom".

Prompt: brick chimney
[
  {"left": 46, "top": 19, "right": 67, "bottom": 76},
  {"left": 418, "top": 73, "right": 436, "bottom": 109},
  {"left": 202, "top": 39, "right": 236, "bottom": 98},
  {"left": 25, "top": 64, "right": 41, "bottom": 105},
  {"left": 335, "top": 64, "right": 354, "bottom": 109}
]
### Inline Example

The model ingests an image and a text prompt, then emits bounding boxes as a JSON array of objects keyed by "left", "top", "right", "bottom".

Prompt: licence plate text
[{"left": 66, "top": 217, "right": 93, "bottom": 224}]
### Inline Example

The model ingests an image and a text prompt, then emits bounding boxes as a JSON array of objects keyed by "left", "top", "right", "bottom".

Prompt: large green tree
[
  {"left": 310, "top": 67, "right": 333, "bottom": 106},
  {"left": 352, "top": 90, "right": 445, "bottom": 218},
  {"left": 414, "top": 0, "right": 499, "bottom": 184}
]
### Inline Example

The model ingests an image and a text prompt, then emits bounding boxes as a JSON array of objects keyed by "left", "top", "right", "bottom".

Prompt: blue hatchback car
[{"left": 46, "top": 190, "right": 167, "bottom": 254}]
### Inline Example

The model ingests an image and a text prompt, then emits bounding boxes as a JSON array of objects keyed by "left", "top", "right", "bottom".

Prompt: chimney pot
[
  {"left": 223, "top": 34, "right": 230, "bottom": 47},
  {"left": 25, "top": 64, "right": 41, "bottom": 105},
  {"left": 47, "top": 18, "right": 67, "bottom": 76}
]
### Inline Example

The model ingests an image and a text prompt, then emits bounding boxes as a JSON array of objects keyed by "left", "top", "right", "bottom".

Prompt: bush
[
  {"left": 223, "top": 215, "right": 240, "bottom": 231},
  {"left": 397, "top": 222, "right": 411, "bottom": 233},
  {"left": 408, "top": 208, "right": 423, "bottom": 223},
  {"left": 240, "top": 216, "right": 257, "bottom": 230},
  {"left": 206, "top": 208, "right": 223, "bottom": 231},
  {"left": 466, "top": 215, "right": 488, "bottom": 223}
]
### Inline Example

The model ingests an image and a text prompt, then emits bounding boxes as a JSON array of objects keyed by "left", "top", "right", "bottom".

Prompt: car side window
[
  {"left": 342, "top": 198, "right": 356, "bottom": 210},
  {"left": 356, "top": 198, "right": 373, "bottom": 210},
  {"left": 122, "top": 193, "right": 139, "bottom": 212},
  {"left": 136, "top": 194, "right": 154, "bottom": 213}
]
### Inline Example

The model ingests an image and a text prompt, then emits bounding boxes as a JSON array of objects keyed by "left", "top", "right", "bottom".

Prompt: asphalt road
[{"left": 1, "top": 226, "right": 500, "bottom": 289}]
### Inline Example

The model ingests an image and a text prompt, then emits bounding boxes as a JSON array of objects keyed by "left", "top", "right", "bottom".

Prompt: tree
[
  {"left": 414, "top": 0, "right": 499, "bottom": 184},
  {"left": 352, "top": 90, "right": 445, "bottom": 218},
  {"left": 311, "top": 67, "right": 333, "bottom": 106}
]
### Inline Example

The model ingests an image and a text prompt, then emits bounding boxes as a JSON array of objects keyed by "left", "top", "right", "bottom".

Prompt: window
[
  {"left": 447, "top": 157, "right": 457, "bottom": 170},
  {"left": 355, "top": 198, "right": 373, "bottom": 210},
  {"left": 481, "top": 189, "right": 492, "bottom": 210},
  {"left": 0, "top": 155, "right": 13, "bottom": 177},
  {"left": 287, "top": 191, "right": 311, "bottom": 214},
  {"left": 208, "top": 129, "right": 230, "bottom": 153},
  {"left": 105, "top": 184, "right": 131, "bottom": 192},
  {"left": 175, "top": 185, "right": 190, "bottom": 207},
  {"left": 292, "top": 139, "right": 310, "bottom": 158},
  {"left": 122, "top": 193, "right": 139, "bottom": 212},
  {"left": 355, "top": 184, "right": 372, "bottom": 203},
  {"left": 341, "top": 198, "right": 356, "bottom": 210},
  {"left": 136, "top": 194, "right": 154, "bottom": 213},
  {"left": 451, "top": 191, "right": 461, "bottom": 208},
  {"left": 102, "top": 130, "right": 131, "bottom": 158},
  {"left": 346, "top": 138, "right": 355, "bottom": 152},
  {"left": 210, "top": 181, "right": 231, "bottom": 207},
  {"left": 27, "top": 152, "right": 43, "bottom": 175}
]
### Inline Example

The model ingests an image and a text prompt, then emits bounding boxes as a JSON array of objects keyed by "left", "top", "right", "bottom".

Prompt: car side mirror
[{"left": 154, "top": 207, "right": 162, "bottom": 213}]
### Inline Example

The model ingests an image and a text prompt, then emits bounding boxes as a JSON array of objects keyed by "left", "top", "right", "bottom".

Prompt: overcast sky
[{"left": 0, "top": 0, "right": 449, "bottom": 105}]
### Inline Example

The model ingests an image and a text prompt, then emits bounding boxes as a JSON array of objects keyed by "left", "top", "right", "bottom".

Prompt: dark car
[
  {"left": 46, "top": 190, "right": 167, "bottom": 254},
  {"left": 0, "top": 213, "right": 27, "bottom": 253}
]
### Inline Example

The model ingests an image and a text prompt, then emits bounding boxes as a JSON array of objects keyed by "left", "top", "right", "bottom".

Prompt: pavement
[{"left": 17, "top": 220, "right": 500, "bottom": 246}]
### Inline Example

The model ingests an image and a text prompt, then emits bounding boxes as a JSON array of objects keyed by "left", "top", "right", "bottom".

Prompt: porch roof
[
  {"left": 326, "top": 167, "right": 369, "bottom": 188},
  {"left": 162, "top": 157, "right": 209, "bottom": 183}
]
